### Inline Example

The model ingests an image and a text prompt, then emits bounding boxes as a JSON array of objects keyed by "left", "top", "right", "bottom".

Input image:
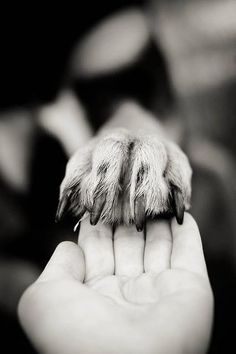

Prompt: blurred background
[{"left": 0, "top": 1, "right": 235, "bottom": 353}]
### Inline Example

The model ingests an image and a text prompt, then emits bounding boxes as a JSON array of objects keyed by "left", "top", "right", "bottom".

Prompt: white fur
[{"left": 60, "top": 101, "right": 192, "bottom": 225}]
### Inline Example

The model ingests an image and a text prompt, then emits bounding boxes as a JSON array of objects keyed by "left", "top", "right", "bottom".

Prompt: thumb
[
  {"left": 37, "top": 241, "right": 85, "bottom": 283},
  {"left": 17, "top": 242, "right": 85, "bottom": 350}
]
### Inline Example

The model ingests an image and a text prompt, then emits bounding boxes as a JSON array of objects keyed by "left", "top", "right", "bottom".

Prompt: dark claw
[
  {"left": 171, "top": 185, "right": 185, "bottom": 225},
  {"left": 134, "top": 195, "right": 146, "bottom": 232},
  {"left": 90, "top": 194, "right": 106, "bottom": 226},
  {"left": 55, "top": 190, "right": 72, "bottom": 222}
]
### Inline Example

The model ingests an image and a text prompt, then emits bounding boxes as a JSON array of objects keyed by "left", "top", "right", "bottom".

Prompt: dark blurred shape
[
  {"left": 73, "top": 39, "right": 175, "bottom": 130},
  {"left": 0, "top": 1, "right": 147, "bottom": 109}
]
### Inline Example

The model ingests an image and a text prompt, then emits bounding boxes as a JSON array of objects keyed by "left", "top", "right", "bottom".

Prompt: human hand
[{"left": 18, "top": 213, "right": 213, "bottom": 354}]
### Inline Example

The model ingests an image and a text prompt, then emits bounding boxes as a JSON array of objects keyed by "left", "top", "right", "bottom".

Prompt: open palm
[{"left": 19, "top": 214, "right": 213, "bottom": 354}]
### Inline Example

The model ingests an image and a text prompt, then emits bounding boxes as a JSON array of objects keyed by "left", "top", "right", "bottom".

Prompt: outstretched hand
[{"left": 18, "top": 213, "right": 213, "bottom": 354}]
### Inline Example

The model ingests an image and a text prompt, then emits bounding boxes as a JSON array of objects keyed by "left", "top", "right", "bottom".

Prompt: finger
[
  {"left": 114, "top": 225, "right": 144, "bottom": 278},
  {"left": 79, "top": 217, "right": 114, "bottom": 282},
  {"left": 37, "top": 241, "right": 85, "bottom": 283},
  {"left": 144, "top": 220, "right": 172, "bottom": 274},
  {"left": 171, "top": 213, "right": 208, "bottom": 277}
]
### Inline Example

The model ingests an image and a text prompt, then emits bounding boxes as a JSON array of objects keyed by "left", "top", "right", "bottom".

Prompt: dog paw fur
[{"left": 56, "top": 128, "right": 192, "bottom": 231}]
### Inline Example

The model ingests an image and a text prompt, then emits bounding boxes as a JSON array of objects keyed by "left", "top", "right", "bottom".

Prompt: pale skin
[{"left": 18, "top": 213, "right": 214, "bottom": 354}]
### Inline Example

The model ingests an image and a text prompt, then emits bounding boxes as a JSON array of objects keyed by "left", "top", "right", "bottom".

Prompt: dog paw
[{"left": 56, "top": 129, "right": 192, "bottom": 230}]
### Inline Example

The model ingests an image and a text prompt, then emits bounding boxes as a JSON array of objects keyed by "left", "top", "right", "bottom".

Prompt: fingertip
[
  {"left": 55, "top": 240, "right": 78, "bottom": 252},
  {"left": 79, "top": 216, "right": 112, "bottom": 241},
  {"left": 171, "top": 212, "right": 199, "bottom": 235},
  {"left": 78, "top": 218, "right": 114, "bottom": 282},
  {"left": 171, "top": 212, "right": 208, "bottom": 277},
  {"left": 37, "top": 241, "right": 85, "bottom": 283},
  {"left": 182, "top": 212, "right": 198, "bottom": 226},
  {"left": 171, "top": 212, "right": 202, "bottom": 251},
  {"left": 53, "top": 241, "right": 83, "bottom": 260}
]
